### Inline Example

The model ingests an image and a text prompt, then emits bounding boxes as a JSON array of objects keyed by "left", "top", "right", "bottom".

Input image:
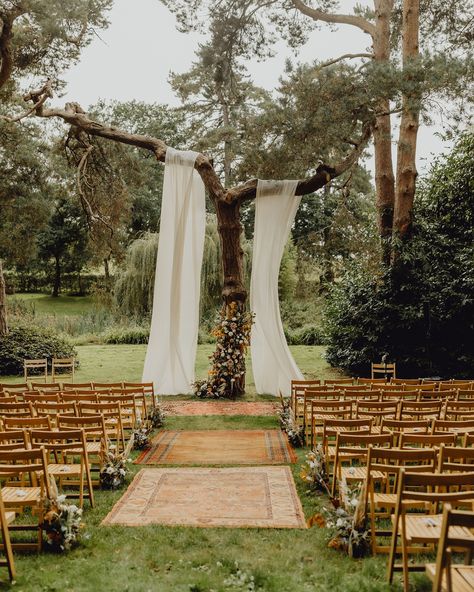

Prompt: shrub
[
  {"left": 103, "top": 326, "right": 150, "bottom": 345},
  {"left": 0, "top": 324, "right": 77, "bottom": 376},
  {"left": 323, "top": 133, "right": 474, "bottom": 379},
  {"left": 292, "top": 324, "right": 327, "bottom": 346}
]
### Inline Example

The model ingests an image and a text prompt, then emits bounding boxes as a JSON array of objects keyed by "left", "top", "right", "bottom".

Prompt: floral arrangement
[
  {"left": 40, "top": 478, "right": 83, "bottom": 552},
  {"left": 147, "top": 404, "right": 165, "bottom": 429},
  {"left": 278, "top": 400, "right": 304, "bottom": 447},
  {"left": 193, "top": 302, "right": 253, "bottom": 399},
  {"left": 132, "top": 419, "right": 153, "bottom": 450},
  {"left": 99, "top": 437, "right": 134, "bottom": 490},
  {"left": 311, "top": 479, "right": 370, "bottom": 558},
  {"left": 300, "top": 445, "right": 330, "bottom": 494}
]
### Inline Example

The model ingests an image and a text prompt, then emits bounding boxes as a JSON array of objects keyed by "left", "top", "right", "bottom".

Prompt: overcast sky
[{"left": 61, "top": 0, "right": 450, "bottom": 176}]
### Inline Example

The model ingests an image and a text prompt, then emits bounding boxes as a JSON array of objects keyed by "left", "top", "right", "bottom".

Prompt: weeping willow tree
[{"left": 114, "top": 216, "right": 252, "bottom": 322}]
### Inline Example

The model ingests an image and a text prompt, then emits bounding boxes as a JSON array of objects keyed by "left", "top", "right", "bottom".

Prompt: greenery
[
  {"left": 323, "top": 133, "right": 474, "bottom": 379},
  {"left": 0, "top": 324, "right": 76, "bottom": 376}
]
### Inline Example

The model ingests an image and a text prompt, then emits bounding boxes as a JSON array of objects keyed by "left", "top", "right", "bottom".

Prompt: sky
[{"left": 61, "top": 0, "right": 450, "bottom": 176}]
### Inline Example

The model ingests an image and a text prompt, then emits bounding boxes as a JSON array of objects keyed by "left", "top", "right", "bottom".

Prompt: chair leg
[
  {"left": 400, "top": 514, "right": 410, "bottom": 592},
  {"left": 0, "top": 517, "right": 16, "bottom": 581}
]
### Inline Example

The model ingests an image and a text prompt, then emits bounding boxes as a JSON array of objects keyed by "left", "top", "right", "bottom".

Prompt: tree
[
  {"left": 0, "top": 0, "right": 113, "bottom": 333},
  {"left": 37, "top": 198, "right": 90, "bottom": 297},
  {"left": 162, "top": 0, "right": 474, "bottom": 264}
]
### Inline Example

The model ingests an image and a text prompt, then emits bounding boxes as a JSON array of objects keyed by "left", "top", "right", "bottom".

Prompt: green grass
[
  {"left": 2, "top": 416, "right": 430, "bottom": 592},
  {"left": 7, "top": 293, "right": 94, "bottom": 317},
  {"left": 1, "top": 344, "right": 347, "bottom": 396}
]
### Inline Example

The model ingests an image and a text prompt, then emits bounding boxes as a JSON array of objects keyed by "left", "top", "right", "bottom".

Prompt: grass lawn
[
  {"left": 1, "top": 344, "right": 347, "bottom": 397},
  {"left": 3, "top": 414, "right": 430, "bottom": 592},
  {"left": 7, "top": 293, "right": 95, "bottom": 317}
]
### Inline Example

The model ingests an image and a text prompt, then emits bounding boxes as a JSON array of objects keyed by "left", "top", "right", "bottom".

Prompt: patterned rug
[
  {"left": 161, "top": 401, "right": 279, "bottom": 416},
  {"left": 135, "top": 430, "right": 296, "bottom": 465},
  {"left": 102, "top": 466, "right": 306, "bottom": 529}
]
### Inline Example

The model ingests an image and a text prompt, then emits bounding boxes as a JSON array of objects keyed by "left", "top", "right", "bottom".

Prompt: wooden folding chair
[
  {"left": 343, "top": 390, "right": 380, "bottom": 401},
  {"left": 433, "top": 419, "right": 474, "bottom": 440},
  {"left": 426, "top": 504, "right": 474, "bottom": 592},
  {"left": 359, "top": 378, "right": 388, "bottom": 386},
  {"left": 417, "top": 383, "right": 437, "bottom": 392},
  {"left": 458, "top": 390, "right": 474, "bottom": 401},
  {"left": 0, "top": 402, "right": 34, "bottom": 418},
  {"left": 365, "top": 446, "right": 438, "bottom": 554},
  {"left": 3, "top": 416, "right": 52, "bottom": 432},
  {"left": 61, "top": 382, "right": 93, "bottom": 391},
  {"left": 371, "top": 362, "right": 396, "bottom": 381},
  {"left": 123, "top": 381, "right": 157, "bottom": 408},
  {"left": 108, "top": 387, "right": 148, "bottom": 420},
  {"left": 444, "top": 400, "right": 474, "bottom": 421},
  {"left": 51, "top": 357, "right": 75, "bottom": 383},
  {"left": 381, "top": 390, "right": 418, "bottom": 401},
  {"left": 290, "top": 380, "right": 321, "bottom": 417},
  {"left": 23, "top": 359, "right": 47, "bottom": 383},
  {"left": 30, "top": 382, "right": 61, "bottom": 392},
  {"left": 320, "top": 418, "right": 372, "bottom": 468},
  {"left": 99, "top": 394, "right": 139, "bottom": 431},
  {"left": 400, "top": 400, "right": 443, "bottom": 421},
  {"left": 391, "top": 378, "right": 420, "bottom": 386},
  {"left": 34, "top": 402, "right": 78, "bottom": 427},
  {"left": 387, "top": 470, "right": 474, "bottom": 591},
  {"left": 29, "top": 429, "right": 94, "bottom": 509},
  {"left": 309, "top": 400, "right": 353, "bottom": 447},
  {"left": 23, "top": 392, "right": 60, "bottom": 404},
  {"left": 0, "top": 447, "right": 51, "bottom": 551},
  {"left": 0, "top": 430, "right": 29, "bottom": 452},
  {"left": 78, "top": 401, "right": 125, "bottom": 451},
  {"left": 324, "top": 378, "right": 354, "bottom": 386},
  {"left": 355, "top": 400, "right": 399, "bottom": 429},
  {"left": 331, "top": 432, "right": 392, "bottom": 496},
  {"left": 0, "top": 384, "right": 29, "bottom": 395},
  {"left": 61, "top": 392, "right": 98, "bottom": 404},
  {"left": 438, "top": 445, "right": 474, "bottom": 473},
  {"left": 56, "top": 415, "right": 108, "bottom": 485},
  {"left": 0, "top": 484, "right": 16, "bottom": 581},
  {"left": 400, "top": 432, "right": 456, "bottom": 449},
  {"left": 380, "top": 418, "right": 431, "bottom": 447}
]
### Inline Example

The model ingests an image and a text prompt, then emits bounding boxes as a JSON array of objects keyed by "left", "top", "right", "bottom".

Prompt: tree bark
[
  {"left": 52, "top": 256, "right": 61, "bottom": 298},
  {"left": 373, "top": 0, "right": 396, "bottom": 265},
  {"left": 393, "top": 0, "right": 420, "bottom": 247},
  {"left": 0, "top": 260, "right": 8, "bottom": 336}
]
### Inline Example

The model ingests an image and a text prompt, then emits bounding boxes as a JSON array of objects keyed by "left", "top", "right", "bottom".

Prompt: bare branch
[
  {"left": 0, "top": 79, "right": 52, "bottom": 122},
  {"left": 291, "top": 0, "right": 376, "bottom": 38},
  {"left": 314, "top": 52, "right": 374, "bottom": 72}
]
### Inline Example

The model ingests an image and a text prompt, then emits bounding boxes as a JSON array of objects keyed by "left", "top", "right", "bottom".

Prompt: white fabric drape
[
  {"left": 250, "top": 179, "right": 304, "bottom": 396},
  {"left": 142, "top": 148, "right": 206, "bottom": 394}
]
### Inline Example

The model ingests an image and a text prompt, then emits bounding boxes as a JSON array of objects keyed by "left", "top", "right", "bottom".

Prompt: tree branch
[
  {"left": 314, "top": 52, "right": 374, "bottom": 72},
  {"left": 20, "top": 81, "right": 372, "bottom": 204},
  {"left": 291, "top": 0, "right": 376, "bottom": 38}
]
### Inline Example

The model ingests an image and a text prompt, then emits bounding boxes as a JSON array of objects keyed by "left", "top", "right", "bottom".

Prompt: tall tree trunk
[
  {"left": 0, "top": 260, "right": 8, "bottom": 335},
  {"left": 220, "top": 97, "right": 232, "bottom": 185},
  {"left": 52, "top": 256, "right": 61, "bottom": 298},
  {"left": 393, "top": 0, "right": 420, "bottom": 251},
  {"left": 213, "top": 194, "right": 247, "bottom": 395},
  {"left": 373, "top": 0, "right": 396, "bottom": 265},
  {"left": 104, "top": 257, "right": 111, "bottom": 291}
]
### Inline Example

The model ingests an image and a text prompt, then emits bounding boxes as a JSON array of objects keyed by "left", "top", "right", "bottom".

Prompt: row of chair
[{"left": 309, "top": 414, "right": 474, "bottom": 590}]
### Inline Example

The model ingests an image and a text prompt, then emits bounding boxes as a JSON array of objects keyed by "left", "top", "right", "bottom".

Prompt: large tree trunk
[
  {"left": 213, "top": 195, "right": 247, "bottom": 395},
  {"left": 373, "top": 0, "right": 396, "bottom": 265},
  {"left": 0, "top": 260, "right": 8, "bottom": 335},
  {"left": 52, "top": 256, "right": 61, "bottom": 298},
  {"left": 393, "top": 0, "right": 420, "bottom": 249}
]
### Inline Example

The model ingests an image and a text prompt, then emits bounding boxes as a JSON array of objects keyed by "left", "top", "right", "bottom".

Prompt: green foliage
[
  {"left": 103, "top": 325, "right": 149, "bottom": 345},
  {"left": 289, "top": 325, "right": 327, "bottom": 347},
  {"left": 324, "top": 133, "right": 474, "bottom": 378},
  {"left": 0, "top": 324, "right": 76, "bottom": 376}
]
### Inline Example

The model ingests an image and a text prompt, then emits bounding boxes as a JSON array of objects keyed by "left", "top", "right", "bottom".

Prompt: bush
[
  {"left": 103, "top": 326, "right": 150, "bottom": 345},
  {"left": 291, "top": 324, "right": 327, "bottom": 346},
  {"left": 323, "top": 133, "right": 474, "bottom": 379},
  {"left": 0, "top": 324, "right": 77, "bottom": 376}
]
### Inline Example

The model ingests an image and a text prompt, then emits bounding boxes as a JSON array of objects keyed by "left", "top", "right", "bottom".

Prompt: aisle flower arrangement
[
  {"left": 193, "top": 302, "right": 253, "bottom": 398},
  {"left": 309, "top": 479, "right": 371, "bottom": 558},
  {"left": 132, "top": 419, "right": 153, "bottom": 450},
  {"left": 41, "top": 479, "right": 83, "bottom": 552},
  {"left": 300, "top": 445, "right": 330, "bottom": 493},
  {"left": 147, "top": 404, "right": 165, "bottom": 428},
  {"left": 278, "top": 400, "right": 303, "bottom": 447},
  {"left": 99, "top": 437, "right": 134, "bottom": 490}
]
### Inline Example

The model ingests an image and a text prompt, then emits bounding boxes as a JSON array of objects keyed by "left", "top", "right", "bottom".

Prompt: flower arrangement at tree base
[
  {"left": 193, "top": 302, "right": 253, "bottom": 399},
  {"left": 40, "top": 478, "right": 83, "bottom": 552},
  {"left": 279, "top": 399, "right": 304, "bottom": 447},
  {"left": 99, "top": 437, "right": 134, "bottom": 490}
]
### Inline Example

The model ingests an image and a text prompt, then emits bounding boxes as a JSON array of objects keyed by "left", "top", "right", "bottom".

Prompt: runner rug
[
  {"left": 161, "top": 401, "right": 279, "bottom": 416},
  {"left": 135, "top": 429, "right": 297, "bottom": 465},
  {"left": 102, "top": 466, "right": 306, "bottom": 529}
]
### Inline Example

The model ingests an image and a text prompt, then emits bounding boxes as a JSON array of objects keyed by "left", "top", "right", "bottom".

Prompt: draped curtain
[
  {"left": 142, "top": 148, "right": 206, "bottom": 394},
  {"left": 250, "top": 180, "right": 304, "bottom": 396}
]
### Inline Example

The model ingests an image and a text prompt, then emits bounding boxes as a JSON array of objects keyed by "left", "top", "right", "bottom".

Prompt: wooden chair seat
[
  {"left": 392, "top": 514, "right": 474, "bottom": 543},
  {"left": 341, "top": 466, "right": 384, "bottom": 481},
  {"left": 4, "top": 511, "right": 15, "bottom": 525},
  {"left": 373, "top": 493, "right": 425, "bottom": 508},
  {"left": 47, "top": 463, "right": 83, "bottom": 476},
  {"left": 426, "top": 563, "right": 474, "bottom": 592},
  {"left": 1, "top": 486, "right": 42, "bottom": 505}
]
